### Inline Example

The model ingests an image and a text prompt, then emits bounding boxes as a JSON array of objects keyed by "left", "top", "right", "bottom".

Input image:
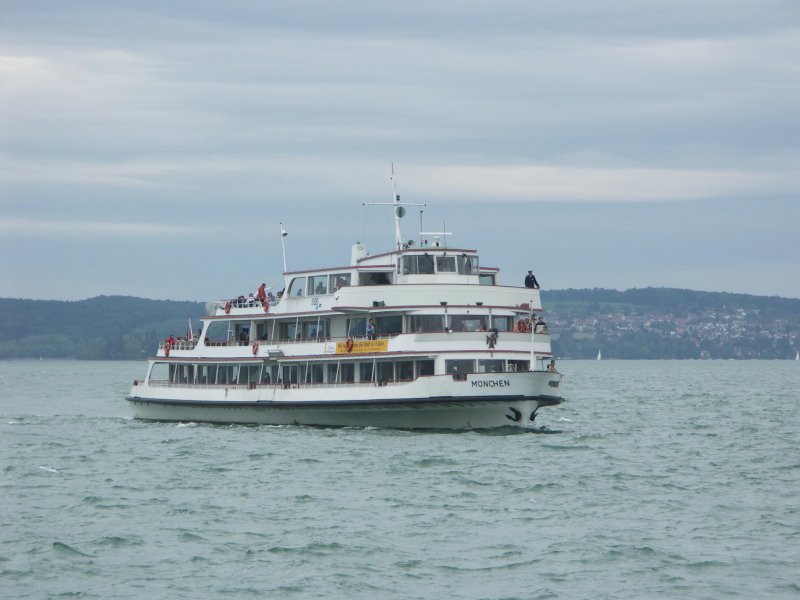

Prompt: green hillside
[{"left": 0, "top": 296, "right": 205, "bottom": 360}]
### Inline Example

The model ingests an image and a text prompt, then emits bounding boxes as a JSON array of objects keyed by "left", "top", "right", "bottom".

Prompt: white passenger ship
[{"left": 128, "top": 184, "right": 564, "bottom": 429}]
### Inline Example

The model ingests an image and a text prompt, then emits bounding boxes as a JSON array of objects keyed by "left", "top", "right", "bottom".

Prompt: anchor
[
  {"left": 529, "top": 407, "right": 539, "bottom": 422},
  {"left": 505, "top": 407, "right": 522, "bottom": 422}
]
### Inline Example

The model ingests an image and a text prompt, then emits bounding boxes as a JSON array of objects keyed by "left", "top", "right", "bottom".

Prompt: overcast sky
[{"left": 1, "top": 0, "right": 798, "bottom": 301}]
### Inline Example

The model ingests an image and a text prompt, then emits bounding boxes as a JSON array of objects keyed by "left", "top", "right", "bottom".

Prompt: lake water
[{"left": 1, "top": 360, "right": 798, "bottom": 599}]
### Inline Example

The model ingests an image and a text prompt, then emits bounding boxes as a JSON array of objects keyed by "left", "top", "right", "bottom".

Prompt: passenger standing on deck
[
  {"left": 524, "top": 270, "right": 540, "bottom": 289},
  {"left": 366, "top": 319, "right": 377, "bottom": 340},
  {"left": 257, "top": 283, "right": 267, "bottom": 306}
]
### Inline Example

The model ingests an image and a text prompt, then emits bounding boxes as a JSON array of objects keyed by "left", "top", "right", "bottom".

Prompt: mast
[
  {"left": 363, "top": 164, "right": 425, "bottom": 250},
  {"left": 391, "top": 165, "right": 403, "bottom": 250}
]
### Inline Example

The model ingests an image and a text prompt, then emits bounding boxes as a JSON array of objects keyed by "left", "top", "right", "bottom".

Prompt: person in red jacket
[{"left": 257, "top": 283, "right": 267, "bottom": 306}]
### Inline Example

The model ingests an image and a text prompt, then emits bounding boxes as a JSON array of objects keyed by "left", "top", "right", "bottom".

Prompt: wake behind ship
[{"left": 127, "top": 178, "right": 564, "bottom": 429}]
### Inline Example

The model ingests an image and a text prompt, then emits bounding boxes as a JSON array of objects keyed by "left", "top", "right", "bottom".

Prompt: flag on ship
[{"left": 187, "top": 319, "right": 194, "bottom": 340}]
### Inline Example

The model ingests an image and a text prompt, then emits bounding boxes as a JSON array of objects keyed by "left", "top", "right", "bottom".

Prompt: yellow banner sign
[{"left": 335, "top": 339, "right": 389, "bottom": 354}]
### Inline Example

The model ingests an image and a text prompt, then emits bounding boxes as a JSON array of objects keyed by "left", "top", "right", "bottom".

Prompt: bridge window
[
  {"left": 457, "top": 255, "right": 478, "bottom": 275},
  {"left": 330, "top": 273, "right": 351, "bottom": 290},
  {"left": 400, "top": 255, "right": 434, "bottom": 274},
  {"left": 436, "top": 256, "right": 456, "bottom": 272},
  {"left": 288, "top": 277, "right": 306, "bottom": 297},
  {"left": 308, "top": 275, "right": 328, "bottom": 295},
  {"left": 359, "top": 272, "right": 391, "bottom": 286}
]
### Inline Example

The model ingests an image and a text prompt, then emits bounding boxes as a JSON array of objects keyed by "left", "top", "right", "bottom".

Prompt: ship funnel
[{"left": 351, "top": 243, "right": 368, "bottom": 265}]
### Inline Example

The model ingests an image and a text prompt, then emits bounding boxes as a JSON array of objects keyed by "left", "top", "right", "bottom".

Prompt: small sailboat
[
  {"left": 796, "top": 351, "right": 799, "bottom": 361},
  {"left": 597, "top": 349, "right": 602, "bottom": 361}
]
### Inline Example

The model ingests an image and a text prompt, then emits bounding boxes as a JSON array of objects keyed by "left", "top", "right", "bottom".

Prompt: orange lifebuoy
[
  {"left": 263, "top": 298, "right": 270, "bottom": 313},
  {"left": 252, "top": 341, "right": 259, "bottom": 355},
  {"left": 345, "top": 336, "right": 354, "bottom": 353},
  {"left": 224, "top": 300, "right": 232, "bottom": 314}
]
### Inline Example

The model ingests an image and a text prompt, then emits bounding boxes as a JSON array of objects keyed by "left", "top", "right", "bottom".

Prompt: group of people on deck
[
  {"left": 514, "top": 316, "right": 548, "bottom": 334},
  {"left": 231, "top": 283, "right": 277, "bottom": 309}
]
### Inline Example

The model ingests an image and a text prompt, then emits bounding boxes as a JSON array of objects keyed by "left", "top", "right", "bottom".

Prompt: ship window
[
  {"left": 243, "top": 365, "right": 261, "bottom": 384},
  {"left": 279, "top": 322, "right": 300, "bottom": 340},
  {"left": 400, "top": 255, "right": 435, "bottom": 275},
  {"left": 508, "top": 360, "right": 530, "bottom": 372},
  {"left": 288, "top": 277, "right": 306, "bottom": 297},
  {"left": 446, "top": 359, "right": 475, "bottom": 378},
  {"left": 204, "top": 320, "right": 233, "bottom": 345},
  {"left": 436, "top": 256, "right": 456, "bottom": 272},
  {"left": 418, "top": 254, "right": 434, "bottom": 274},
  {"left": 196, "top": 364, "right": 212, "bottom": 384},
  {"left": 375, "top": 315, "right": 402, "bottom": 335},
  {"left": 450, "top": 315, "right": 487, "bottom": 332},
  {"left": 347, "top": 317, "right": 366, "bottom": 337},
  {"left": 340, "top": 363, "right": 354, "bottom": 383},
  {"left": 397, "top": 361, "right": 414, "bottom": 381},
  {"left": 305, "top": 364, "right": 324, "bottom": 384},
  {"left": 359, "top": 272, "right": 391, "bottom": 286},
  {"left": 491, "top": 316, "right": 514, "bottom": 332},
  {"left": 360, "top": 362, "right": 374, "bottom": 383},
  {"left": 410, "top": 315, "right": 445, "bottom": 333},
  {"left": 416, "top": 360, "right": 435, "bottom": 376},
  {"left": 377, "top": 362, "right": 394, "bottom": 383},
  {"left": 308, "top": 275, "right": 328, "bottom": 295},
  {"left": 330, "top": 273, "right": 351, "bottom": 290},
  {"left": 479, "top": 274, "right": 495, "bottom": 285},
  {"left": 254, "top": 322, "right": 270, "bottom": 341},
  {"left": 217, "top": 365, "right": 238, "bottom": 385},
  {"left": 478, "top": 359, "right": 504, "bottom": 373},
  {"left": 305, "top": 320, "right": 329, "bottom": 339},
  {"left": 282, "top": 365, "right": 299, "bottom": 385},
  {"left": 457, "top": 255, "right": 478, "bottom": 275}
]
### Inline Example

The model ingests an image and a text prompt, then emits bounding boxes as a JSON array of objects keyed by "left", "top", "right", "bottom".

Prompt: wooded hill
[
  {"left": 0, "top": 296, "right": 205, "bottom": 360},
  {"left": 0, "top": 288, "right": 798, "bottom": 360}
]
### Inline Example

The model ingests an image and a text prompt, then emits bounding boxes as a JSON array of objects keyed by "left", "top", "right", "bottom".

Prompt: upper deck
[{"left": 212, "top": 244, "right": 538, "bottom": 318}]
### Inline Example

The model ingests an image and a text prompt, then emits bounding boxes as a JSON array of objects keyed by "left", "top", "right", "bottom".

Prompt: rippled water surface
[{"left": 1, "top": 360, "right": 798, "bottom": 599}]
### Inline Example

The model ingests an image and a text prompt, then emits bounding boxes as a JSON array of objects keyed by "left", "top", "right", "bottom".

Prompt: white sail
[{"left": 597, "top": 349, "right": 602, "bottom": 361}]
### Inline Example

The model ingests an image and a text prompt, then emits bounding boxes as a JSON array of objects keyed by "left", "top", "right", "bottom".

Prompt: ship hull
[
  {"left": 127, "top": 396, "right": 560, "bottom": 429},
  {"left": 127, "top": 372, "right": 563, "bottom": 429}
]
